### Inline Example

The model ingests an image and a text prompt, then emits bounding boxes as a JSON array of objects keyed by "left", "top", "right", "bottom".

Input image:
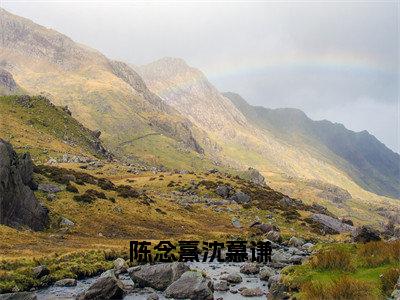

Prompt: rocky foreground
[{"left": 3, "top": 237, "right": 313, "bottom": 300}]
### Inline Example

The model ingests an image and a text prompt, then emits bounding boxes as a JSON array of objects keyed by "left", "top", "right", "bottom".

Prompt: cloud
[{"left": 1, "top": 1, "right": 398, "bottom": 151}]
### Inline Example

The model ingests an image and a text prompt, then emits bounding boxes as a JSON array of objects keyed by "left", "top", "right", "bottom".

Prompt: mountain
[
  {"left": 0, "top": 8, "right": 210, "bottom": 170},
  {"left": 225, "top": 92, "right": 400, "bottom": 199}
]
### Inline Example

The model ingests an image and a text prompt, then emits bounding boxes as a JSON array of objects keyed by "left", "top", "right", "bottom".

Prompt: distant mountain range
[{"left": 0, "top": 7, "right": 398, "bottom": 205}]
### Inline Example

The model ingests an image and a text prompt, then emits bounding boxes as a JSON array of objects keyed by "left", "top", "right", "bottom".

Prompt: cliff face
[{"left": 0, "top": 140, "right": 48, "bottom": 230}]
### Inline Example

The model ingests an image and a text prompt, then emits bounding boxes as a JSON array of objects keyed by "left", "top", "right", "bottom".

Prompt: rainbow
[{"left": 151, "top": 52, "right": 394, "bottom": 100}]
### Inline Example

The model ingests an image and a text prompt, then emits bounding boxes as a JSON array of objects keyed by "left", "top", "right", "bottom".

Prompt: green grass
[{"left": 282, "top": 241, "right": 400, "bottom": 299}]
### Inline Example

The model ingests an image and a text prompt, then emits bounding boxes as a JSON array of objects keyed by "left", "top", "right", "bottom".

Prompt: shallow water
[{"left": 36, "top": 261, "right": 268, "bottom": 300}]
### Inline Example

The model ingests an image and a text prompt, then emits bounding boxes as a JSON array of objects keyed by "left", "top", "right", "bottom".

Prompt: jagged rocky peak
[
  {"left": 0, "top": 139, "right": 48, "bottom": 230},
  {"left": 137, "top": 57, "right": 248, "bottom": 131}
]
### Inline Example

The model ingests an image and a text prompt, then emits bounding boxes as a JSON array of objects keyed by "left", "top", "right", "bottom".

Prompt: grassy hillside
[{"left": 0, "top": 95, "right": 109, "bottom": 163}]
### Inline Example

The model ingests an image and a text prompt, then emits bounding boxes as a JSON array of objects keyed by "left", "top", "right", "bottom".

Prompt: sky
[{"left": 1, "top": 0, "right": 399, "bottom": 152}]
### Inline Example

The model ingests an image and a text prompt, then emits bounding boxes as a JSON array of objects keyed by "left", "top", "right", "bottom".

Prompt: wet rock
[
  {"left": 240, "top": 287, "right": 264, "bottom": 297},
  {"left": 259, "top": 266, "right": 277, "bottom": 281},
  {"left": 352, "top": 225, "right": 381, "bottom": 243},
  {"left": 79, "top": 269, "right": 124, "bottom": 300},
  {"left": 240, "top": 263, "right": 260, "bottom": 275},
  {"left": 146, "top": 293, "right": 159, "bottom": 300},
  {"left": 229, "top": 191, "right": 251, "bottom": 204},
  {"left": 310, "top": 213, "right": 355, "bottom": 234},
  {"left": 0, "top": 292, "right": 37, "bottom": 299},
  {"left": 267, "top": 274, "right": 281, "bottom": 288},
  {"left": 288, "top": 236, "right": 305, "bottom": 247},
  {"left": 32, "top": 265, "right": 49, "bottom": 278},
  {"left": 214, "top": 280, "right": 229, "bottom": 291},
  {"left": 114, "top": 258, "right": 128, "bottom": 274},
  {"left": 224, "top": 273, "right": 242, "bottom": 284},
  {"left": 0, "top": 140, "right": 48, "bottom": 230},
  {"left": 129, "top": 262, "right": 189, "bottom": 291},
  {"left": 54, "top": 278, "right": 77, "bottom": 287},
  {"left": 165, "top": 271, "right": 213, "bottom": 299}
]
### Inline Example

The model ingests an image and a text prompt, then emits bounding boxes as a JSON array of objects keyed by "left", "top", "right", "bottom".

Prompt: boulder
[
  {"left": 229, "top": 191, "right": 251, "bottom": 204},
  {"left": 38, "top": 183, "right": 63, "bottom": 193},
  {"left": 0, "top": 292, "right": 37, "bottom": 300},
  {"left": 267, "top": 274, "right": 281, "bottom": 288},
  {"left": 265, "top": 230, "right": 281, "bottom": 242},
  {"left": 288, "top": 237, "right": 305, "bottom": 248},
  {"left": 214, "top": 280, "right": 229, "bottom": 291},
  {"left": 301, "top": 242, "right": 315, "bottom": 251},
  {"left": 129, "top": 262, "right": 189, "bottom": 291},
  {"left": 259, "top": 266, "right": 277, "bottom": 281},
  {"left": 250, "top": 222, "right": 277, "bottom": 234},
  {"left": 79, "top": 270, "right": 124, "bottom": 300},
  {"left": 352, "top": 226, "right": 381, "bottom": 243},
  {"left": 224, "top": 272, "right": 242, "bottom": 284},
  {"left": 215, "top": 185, "right": 232, "bottom": 198},
  {"left": 54, "top": 278, "right": 77, "bottom": 287},
  {"left": 240, "top": 263, "right": 260, "bottom": 275},
  {"left": 310, "top": 213, "right": 355, "bottom": 234},
  {"left": 0, "top": 140, "right": 48, "bottom": 230},
  {"left": 164, "top": 271, "right": 213, "bottom": 300},
  {"left": 113, "top": 258, "right": 128, "bottom": 274},
  {"left": 240, "top": 287, "right": 264, "bottom": 297}
]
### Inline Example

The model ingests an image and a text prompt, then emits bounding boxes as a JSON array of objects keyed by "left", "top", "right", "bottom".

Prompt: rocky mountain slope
[
  {"left": 225, "top": 92, "right": 400, "bottom": 199},
  {"left": 0, "top": 8, "right": 208, "bottom": 170}
]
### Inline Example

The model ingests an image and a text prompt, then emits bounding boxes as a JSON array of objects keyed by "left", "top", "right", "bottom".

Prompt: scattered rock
[
  {"left": 352, "top": 226, "right": 381, "bottom": 243},
  {"left": 60, "top": 217, "right": 74, "bottom": 227},
  {"left": 54, "top": 278, "right": 77, "bottom": 287},
  {"left": 240, "top": 287, "right": 264, "bottom": 297},
  {"left": 46, "top": 193, "right": 56, "bottom": 201},
  {"left": 267, "top": 274, "right": 281, "bottom": 288},
  {"left": 267, "top": 282, "right": 290, "bottom": 300},
  {"left": 229, "top": 191, "right": 251, "bottom": 204},
  {"left": 78, "top": 269, "right": 124, "bottom": 300},
  {"left": 129, "top": 262, "right": 189, "bottom": 291},
  {"left": 391, "top": 275, "right": 400, "bottom": 299},
  {"left": 215, "top": 185, "right": 232, "bottom": 198},
  {"left": 301, "top": 242, "right": 315, "bottom": 251},
  {"left": 164, "top": 271, "right": 213, "bottom": 300},
  {"left": 240, "top": 263, "right": 260, "bottom": 275},
  {"left": 232, "top": 218, "right": 242, "bottom": 228},
  {"left": 38, "top": 183, "right": 63, "bottom": 194}
]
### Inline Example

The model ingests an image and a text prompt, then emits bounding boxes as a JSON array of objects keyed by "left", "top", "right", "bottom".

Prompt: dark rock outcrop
[
  {"left": 0, "top": 140, "right": 48, "bottom": 230},
  {"left": 352, "top": 226, "right": 381, "bottom": 243}
]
